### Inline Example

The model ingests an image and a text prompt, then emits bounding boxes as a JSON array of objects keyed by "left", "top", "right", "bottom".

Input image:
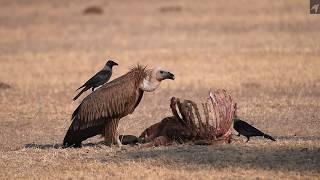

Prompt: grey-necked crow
[
  {"left": 73, "top": 60, "right": 118, "bottom": 101},
  {"left": 234, "top": 118, "right": 276, "bottom": 142}
]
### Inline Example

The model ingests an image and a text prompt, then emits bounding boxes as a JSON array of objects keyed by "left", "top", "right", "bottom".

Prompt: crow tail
[
  {"left": 263, "top": 133, "right": 276, "bottom": 141},
  {"left": 73, "top": 87, "right": 88, "bottom": 101}
]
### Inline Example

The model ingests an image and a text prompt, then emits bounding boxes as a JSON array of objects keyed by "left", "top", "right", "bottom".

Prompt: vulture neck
[
  {"left": 140, "top": 79, "right": 160, "bottom": 92},
  {"left": 139, "top": 70, "right": 160, "bottom": 92}
]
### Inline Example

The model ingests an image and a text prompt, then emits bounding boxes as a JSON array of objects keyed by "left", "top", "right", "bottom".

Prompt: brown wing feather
[{"left": 71, "top": 65, "right": 146, "bottom": 131}]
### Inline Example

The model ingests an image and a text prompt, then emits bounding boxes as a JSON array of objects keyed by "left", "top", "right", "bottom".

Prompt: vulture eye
[{"left": 160, "top": 71, "right": 164, "bottom": 74}]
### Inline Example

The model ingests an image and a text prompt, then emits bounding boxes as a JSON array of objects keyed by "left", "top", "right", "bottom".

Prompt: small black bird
[
  {"left": 119, "top": 135, "right": 142, "bottom": 145},
  {"left": 233, "top": 117, "right": 276, "bottom": 142},
  {"left": 73, "top": 60, "right": 118, "bottom": 101}
]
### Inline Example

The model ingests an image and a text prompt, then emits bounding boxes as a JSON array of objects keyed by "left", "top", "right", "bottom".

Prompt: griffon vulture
[
  {"left": 63, "top": 65, "right": 175, "bottom": 147},
  {"left": 73, "top": 60, "right": 118, "bottom": 101}
]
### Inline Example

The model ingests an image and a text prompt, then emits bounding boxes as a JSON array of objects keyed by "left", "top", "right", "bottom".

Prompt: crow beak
[
  {"left": 114, "top": 62, "right": 118, "bottom": 66},
  {"left": 165, "top": 72, "right": 175, "bottom": 80}
]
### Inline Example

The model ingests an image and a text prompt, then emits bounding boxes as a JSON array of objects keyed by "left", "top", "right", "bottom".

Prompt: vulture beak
[{"left": 164, "top": 71, "right": 175, "bottom": 80}]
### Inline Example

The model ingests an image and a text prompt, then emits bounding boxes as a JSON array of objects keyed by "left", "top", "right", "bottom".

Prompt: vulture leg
[
  {"left": 114, "top": 131, "right": 122, "bottom": 148},
  {"left": 104, "top": 118, "right": 121, "bottom": 147}
]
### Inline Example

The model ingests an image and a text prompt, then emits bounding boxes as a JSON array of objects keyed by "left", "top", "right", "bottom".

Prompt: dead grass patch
[{"left": 0, "top": 0, "right": 319, "bottom": 179}]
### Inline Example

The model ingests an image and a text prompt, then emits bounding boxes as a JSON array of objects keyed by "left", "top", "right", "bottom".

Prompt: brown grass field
[{"left": 0, "top": 0, "right": 320, "bottom": 179}]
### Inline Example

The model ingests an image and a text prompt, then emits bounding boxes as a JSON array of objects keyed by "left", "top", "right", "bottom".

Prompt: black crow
[
  {"left": 234, "top": 117, "right": 276, "bottom": 142},
  {"left": 73, "top": 60, "right": 118, "bottom": 101},
  {"left": 119, "top": 135, "right": 142, "bottom": 145}
]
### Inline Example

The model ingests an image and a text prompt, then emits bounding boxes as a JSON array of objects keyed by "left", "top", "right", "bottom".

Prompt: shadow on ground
[
  {"left": 24, "top": 142, "right": 106, "bottom": 149},
  {"left": 23, "top": 136, "right": 320, "bottom": 173},
  {"left": 120, "top": 143, "right": 320, "bottom": 172},
  {"left": 24, "top": 143, "right": 62, "bottom": 149},
  {"left": 23, "top": 141, "right": 121, "bottom": 149},
  {"left": 23, "top": 136, "right": 320, "bottom": 149}
]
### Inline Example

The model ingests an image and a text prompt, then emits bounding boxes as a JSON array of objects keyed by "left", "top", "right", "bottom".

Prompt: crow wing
[
  {"left": 77, "top": 69, "right": 111, "bottom": 90},
  {"left": 235, "top": 119, "right": 264, "bottom": 136}
]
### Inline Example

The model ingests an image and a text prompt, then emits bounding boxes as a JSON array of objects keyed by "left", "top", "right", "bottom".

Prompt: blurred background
[
  {"left": 1, "top": 0, "right": 319, "bottom": 146},
  {"left": 0, "top": 0, "right": 319, "bottom": 178}
]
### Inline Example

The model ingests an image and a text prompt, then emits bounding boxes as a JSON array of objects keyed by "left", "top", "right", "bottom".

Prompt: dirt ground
[{"left": 0, "top": 0, "right": 319, "bottom": 179}]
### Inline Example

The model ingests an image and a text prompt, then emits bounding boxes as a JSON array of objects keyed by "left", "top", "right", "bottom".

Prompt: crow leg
[
  {"left": 74, "top": 142, "right": 82, "bottom": 148},
  {"left": 237, "top": 133, "right": 241, "bottom": 137},
  {"left": 245, "top": 137, "right": 250, "bottom": 143},
  {"left": 92, "top": 87, "right": 95, "bottom": 91}
]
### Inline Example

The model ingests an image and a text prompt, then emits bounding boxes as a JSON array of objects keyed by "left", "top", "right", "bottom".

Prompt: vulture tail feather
[{"left": 63, "top": 120, "right": 104, "bottom": 148}]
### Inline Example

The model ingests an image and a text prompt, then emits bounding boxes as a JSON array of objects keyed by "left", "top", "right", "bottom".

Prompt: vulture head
[{"left": 140, "top": 67, "right": 175, "bottom": 92}]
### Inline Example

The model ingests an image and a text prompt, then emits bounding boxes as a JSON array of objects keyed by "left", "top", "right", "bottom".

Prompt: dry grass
[{"left": 0, "top": 0, "right": 319, "bottom": 179}]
